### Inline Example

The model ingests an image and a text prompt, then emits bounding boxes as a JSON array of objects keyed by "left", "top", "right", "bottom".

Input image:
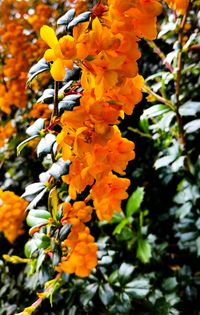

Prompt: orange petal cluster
[
  {"left": 40, "top": 0, "right": 161, "bottom": 277},
  {"left": 29, "top": 103, "right": 52, "bottom": 120},
  {"left": 0, "top": 1, "right": 53, "bottom": 114},
  {"left": 0, "top": 189, "right": 28, "bottom": 243},
  {"left": 0, "top": 121, "right": 16, "bottom": 148},
  {"left": 59, "top": 202, "right": 97, "bottom": 277},
  {"left": 164, "top": 0, "right": 189, "bottom": 15}
]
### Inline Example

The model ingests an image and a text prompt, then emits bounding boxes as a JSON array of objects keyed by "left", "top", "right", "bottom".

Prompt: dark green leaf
[
  {"left": 184, "top": 119, "right": 200, "bottom": 133},
  {"left": 125, "top": 278, "right": 150, "bottom": 298},
  {"left": 22, "top": 182, "right": 45, "bottom": 198},
  {"left": 179, "top": 101, "right": 200, "bottom": 116},
  {"left": 26, "top": 188, "right": 47, "bottom": 210},
  {"left": 154, "top": 155, "right": 176, "bottom": 169},
  {"left": 118, "top": 263, "right": 135, "bottom": 284},
  {"left": 98, "top": 283, "right": 114, "bottom": 305},
  {"left": 37, "top": 134, "right": 56, "bottom": 157},
  {"left": 57, "top": 9, "right": 76, "bottom": 25},
  {"left": 162, "top": 277, "right": 178, "bottom": 292},
  {"left": 68, "top": 12, "right": 91, "bottom": 30},
  {"left": 27, "top": 58, "right": 50, "bottom": 84},
  {"left": 58, "top": 94, "right": 81, "bottom": 112},
  {"left": 80, "top": 283, "right": 98, "bottom": 306},
  {"left": 59, "top": 224, "right": 71, "bottom": 241},
  {"left": 17, "top": 135, "right": 39, "bottom": 156},
  {"left": 26, "top": 118, "right": 45, "bottom": 136},
  {"left": 37, "top": 89, "right": 54, "bottom": 104},
  {"left": 142, "top": 104, "right": 170, "bottom": 119},
  {"left": 49, "top": 158, "right": 70, "bottom": 179}
]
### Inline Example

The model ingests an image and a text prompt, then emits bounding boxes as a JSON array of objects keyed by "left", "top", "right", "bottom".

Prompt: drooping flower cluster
[
  {"left": 0, "top": 190, "right": 28, "bottom": 243},
  {"left": 39, "top": 0, "right": 162, "bottom": 277},
  {"left": 57, "top": 201, "right": 97, "bottom": 277},
  {"left": 164, "top": 0, "right": 189, "bottom": 15}
]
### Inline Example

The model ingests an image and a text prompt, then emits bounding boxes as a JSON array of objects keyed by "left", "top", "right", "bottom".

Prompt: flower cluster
[
  {"left": 0, "top": 121, "right": 16, "bottom": 148},
  {"left": 0, "top": 1, "right": 55, "bottom": 114},
  {"left": 57, "top": 201, "right": 97, "bottom": 277},
  {"left": 40, "top": 0, "right": 162, "bottom": 277},
  {"left": 164, "top": 0, "right": 189, "bottom": 15},
  {"left": 0, "top": 189, "right": 28, "bottom": 243}
]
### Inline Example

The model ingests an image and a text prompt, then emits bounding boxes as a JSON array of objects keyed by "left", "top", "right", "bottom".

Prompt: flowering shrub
[{"left": 0, "top": 0, "right": 199, "bottom": 314}]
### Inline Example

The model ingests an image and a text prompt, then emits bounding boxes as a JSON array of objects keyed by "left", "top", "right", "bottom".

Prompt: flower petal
[
  {"left": 50, "top": 59, "right": 66, "bottom": 81},
  {"left": 40, "top": 25, "right": 58, "bottom": 49}
]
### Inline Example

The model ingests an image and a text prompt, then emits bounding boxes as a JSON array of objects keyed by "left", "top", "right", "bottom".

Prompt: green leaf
[
  {"left": 125, "top": 277, "right": 150, "bottom": 298},
  {"left": 17, "top": 135, "right": 39, "bottom": 156},
  {"left": 196, "top": 236, "right": 200, "bottom": 256},
  {"left": 37, "top": 89, "right": 54, "bottom": 104},
  {"left": 26, "top": 118, "right": 45, "bottom": 136},
  {"left": 137, "top": 238, "right": 152, "bottom": 264},
  {"left": 58, "top": 94, "right": 80, "bottom": 112},
  {"left": 37, "top": 134, "right": 56, "bottom": 157},
  {"left": 113, "top": 218, "right": 129, "bottom": 234},
  {"left": 126, "top": 187, "right": 144, "bottom": 217},
  {"left": 154, "top": 155, "right": 176, "bottom": 169},
  {"left": 68, "top": 11, "right": 91, "bottom": 30},
  {"left": 26, "top": 209, "right": 51, "bottom": 227},
  {"left": 179, "top": 101, "right": 200, "bottom": 117},
  {"left": 162, "top": 277, "right": 178, "bottom": 292},
  {"left": 24, "top": 239, "right": 38, "bottom": 258},
  {"left": 80, "top": 283, "right": 98, "bottom": 306},
  {"left": 117, "top": 226, "right": 134, "bottom": 241},
  {"left": 118, "top": 263, "right": 135, "bottom": 284},
  {"left": 108, "top": 270, "right": 118, "bottom": 284},
  {"left": 49, "top": 158, "right": 70, "bottom": 179},
  {"left": 27, "top": 58, "right": 50, "bottom": 84},
  {"left": 184, "top": 119, "right": 200, "bottom": 133},
  {"left": 59, "top": 224, "right": 71, "bottom": 241},
  {"left": 57, "top": 9, "right": 76, "bottom": 25},
  {"left": 22, "top": 182, "right": 45, "bottom": 198},
  {"left": 52, "top": 245, "right": 62, "bottom": 266},
  {"left": 26, "top": 188, "right": 47, "bottom": 210},
  {"left": 98, "top": 283, "right": 114, "bottom": 305},
  {"left": 142, "top": 104, "right": 170, "bottom": 119},
  {"left": 153, "top": 298, "right": 171, "bottom": 315}
]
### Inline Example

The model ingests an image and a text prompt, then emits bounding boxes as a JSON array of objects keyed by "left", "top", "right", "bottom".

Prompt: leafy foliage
[{"left": 0, "top": 0, "right": 200, "bottom": 315}]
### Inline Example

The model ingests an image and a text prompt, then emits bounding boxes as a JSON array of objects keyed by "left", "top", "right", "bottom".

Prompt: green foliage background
[{"left": 0, "top": 1, "right": 200, "bottom": 314}]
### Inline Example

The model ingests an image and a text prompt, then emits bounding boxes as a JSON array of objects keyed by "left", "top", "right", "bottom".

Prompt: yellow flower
[{"left": 40, "top": 25, "right": 76, "bottom": 81}]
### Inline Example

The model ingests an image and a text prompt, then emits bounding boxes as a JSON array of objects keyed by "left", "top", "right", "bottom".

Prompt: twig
[
  {"left": 128, "top": 127, "right": 152, "bottom": 139},
  {"left": 53, "top": 80, "right": 59, "bottom": 118},
  {"left": 147, "top": 40, "right": 174, "bottom": 73},
  {"left": 175, "top": 4, "right": 190, "bottom": 146},
  {"left": 142, "top": 85, "right": 175, "bottom": 110}
]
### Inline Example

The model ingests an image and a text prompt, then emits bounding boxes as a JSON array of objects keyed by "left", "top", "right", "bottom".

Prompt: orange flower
[
  {"left": 0, "top": 121, "right": 16, "bottom": 147},
  {"left": 62, "top": 158, "right": 94, "bottom": 199},
  {"left": 91, "top": 172, "right": 130, "bottom": 221},
  {"left": 62, "top": 201, "right": 93, "bottom": 223},
  {"left": 0, "top": 190, "right": 28, "bottom": 243},
  {"left": 59, "top": 220, "right": 98, "bottom": 277}
]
